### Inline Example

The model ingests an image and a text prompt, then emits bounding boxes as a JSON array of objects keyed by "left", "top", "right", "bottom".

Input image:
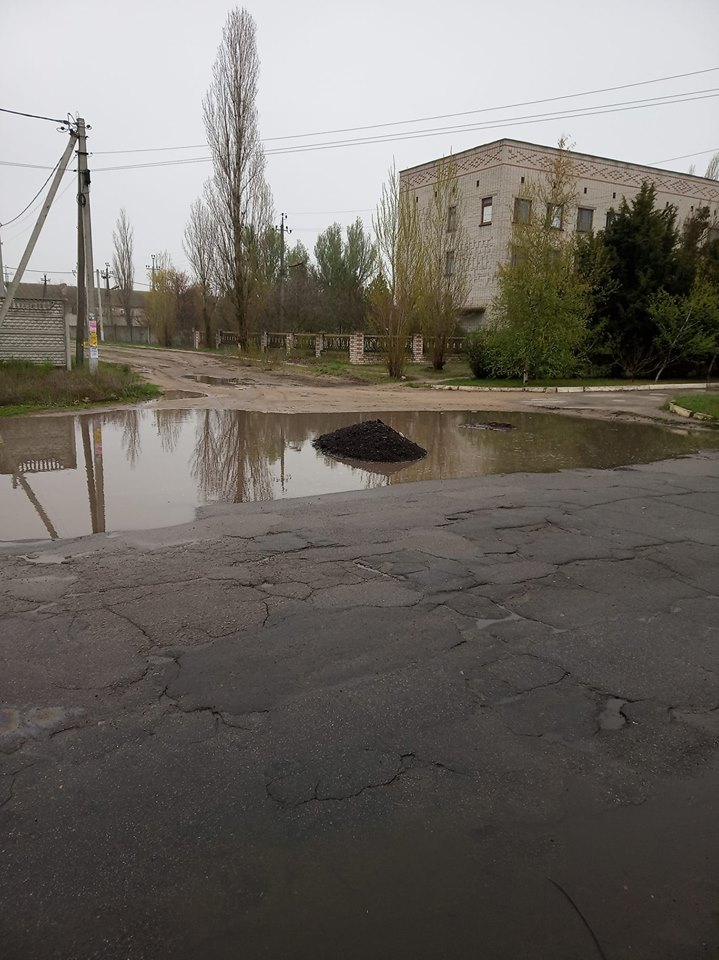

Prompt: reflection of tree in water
[
  {"left": 186, "top": 407, "right": 715, "bottom": 505},
  {"left": 154, "top": 410, "right": 188, "bottom": 453},
  {"left": 100, "top": 409, "right": 143, "bottom": 468},
  {"left": 192, "top": 409, "right": 286, "bottom": 502}
]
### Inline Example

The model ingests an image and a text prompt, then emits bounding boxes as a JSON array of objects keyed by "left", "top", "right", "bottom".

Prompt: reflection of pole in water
[
  {"left": 14, "top": 475, "right": 60, "bottom": 539},
  {"left": 80, "top": 417, "right": 106, "bottom": 534},
  {"left": 0, "top": 428, "right": 60, "bottom": 540},
  {"left": 93, "top": 422, "right": 105, "bottom": 532}
]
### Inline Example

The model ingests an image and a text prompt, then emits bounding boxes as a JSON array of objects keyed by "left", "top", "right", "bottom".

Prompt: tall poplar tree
[{"left": 203, "top": 8, "right": 273, "bottom": 349}]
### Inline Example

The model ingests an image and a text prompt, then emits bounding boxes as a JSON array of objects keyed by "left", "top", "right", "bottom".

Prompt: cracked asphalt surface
[{"left": 1, "top": 452, "right": 719, "bottom": 959}]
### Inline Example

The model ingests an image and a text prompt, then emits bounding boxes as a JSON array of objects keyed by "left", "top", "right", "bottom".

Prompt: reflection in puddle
[{"left": 1, "top": 407, "right": 717, "bottom": 541}]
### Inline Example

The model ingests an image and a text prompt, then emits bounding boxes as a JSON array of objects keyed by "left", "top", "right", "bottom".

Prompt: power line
[
  {"left": 1, "top": 157, "right": 62, "bottom": 226},
  {"left": 91, "top": 65, "right": 719, "bottom": 156},
  {"left": 0, "top": 106, "right": 66, "bottom": 124},
  {"left": 650, "top": 146, "right": 719, "bottom": 165},
  {"left": 286, "top": 208, "right": 374, "bottom": 215},
  {"left": 2, "top": 178, "right": 76, "bottom": 241},
  {"left": 3, "top": 88, "right": 719, "bottom": 178},
  {"left": 263, "top": 66, "right": 719, "bottom": 143},
  {"left": 0, "top": 160, "right": 63, "bottom": 171},
  {"left": 263, "top": 89, "right": 719, "bottom": 157},
  {"left": 86, "top": 88, "right": 719, "bottom": 172}
]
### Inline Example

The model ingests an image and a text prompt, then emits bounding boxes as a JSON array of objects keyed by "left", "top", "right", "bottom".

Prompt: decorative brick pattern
[
  {"left": 400, "top": 139, "right": 719, "bottom": 314},
  {"left": 0, "top": 298, "right": 68, "bottom": 367}
]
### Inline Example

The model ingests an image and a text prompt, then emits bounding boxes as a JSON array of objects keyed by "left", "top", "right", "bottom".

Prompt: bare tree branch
[{"left": 112, "top": 208, "right": 135, "bottom": 343}]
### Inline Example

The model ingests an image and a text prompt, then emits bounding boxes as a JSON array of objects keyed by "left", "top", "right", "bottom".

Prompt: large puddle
[{"left": 1, "top": 407, "right": 716, "bottom": 541}]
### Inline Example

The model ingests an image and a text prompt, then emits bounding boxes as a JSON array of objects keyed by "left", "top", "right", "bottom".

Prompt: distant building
[
  {"left": 400, "top": 139, "right": 719, "bottom": 329},
  {"left": 14, "top": 282, "right": 151, "bottom": 342}
]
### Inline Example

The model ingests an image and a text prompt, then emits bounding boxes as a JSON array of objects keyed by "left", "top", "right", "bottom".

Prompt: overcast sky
[{"left": 2, "top": 0, "right": 718, "bottom": 291}]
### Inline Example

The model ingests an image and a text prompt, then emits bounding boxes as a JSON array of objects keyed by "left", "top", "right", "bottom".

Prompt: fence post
[
  {"left": 315, "top": 333, "right": 323, "bottom": 358},
  {"left": 194, "top": 329, "right": 200, "bottom": 350},
  {"left": 412, "top": 333, "right": 424, "bottom": 363},
  {"left": 286, "top": 332, "right": 293, "bottom": 355},
  {"left": 261, "top": 331, "right": 268, "bottom": 353},
  {"left": 349, "top": 331, "right": 365, "bottom": 365},
  {"left": 215, "top": 331, "right": 222, "bottom": 350}
]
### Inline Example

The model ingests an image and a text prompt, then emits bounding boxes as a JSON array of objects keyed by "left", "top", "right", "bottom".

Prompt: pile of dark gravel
[{"left": 313, "top": 419, "right": 427, "bottom": 464}]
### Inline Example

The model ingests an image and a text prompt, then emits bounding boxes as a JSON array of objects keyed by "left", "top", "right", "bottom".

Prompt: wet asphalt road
[{"left": 1, "top": 453, "right": 719, "bottom": 959}]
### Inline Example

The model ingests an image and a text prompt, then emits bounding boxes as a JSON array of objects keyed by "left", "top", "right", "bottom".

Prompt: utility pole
[
  {"left": 146, "top": 253, "right": 157, "bottom": 290},
  {"left": 41, "top": 274, "right": 49, "bottom": 298},
  {"left": 0, "top": 131, "right": 77, "bottom": 329},
  {"left": 76, "top": 182, "right": 86, "bottom": 366},
  {"left": 101, "top": 263, "right": 112, "bottom": 337},
  {"left": 0, "top": 229, "right": 6, "bottom": 297},
  {"left": 95, "top": 268, "right": 103, "bottom": 340},
  {"left": 76, "top": 118, "right": 98, "bottom": 373},
  {"left": 277, "top": 213, "right": 291, "bottom": 330}
]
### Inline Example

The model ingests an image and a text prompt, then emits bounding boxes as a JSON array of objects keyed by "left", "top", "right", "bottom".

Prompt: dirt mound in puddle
[{"left": 313, "top": 419, "right": 427, "bottom": 463}]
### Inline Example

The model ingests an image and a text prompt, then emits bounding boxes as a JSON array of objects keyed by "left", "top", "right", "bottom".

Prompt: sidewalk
[{"left": 1, "top": 453, "right": 718, "bottom": 959}]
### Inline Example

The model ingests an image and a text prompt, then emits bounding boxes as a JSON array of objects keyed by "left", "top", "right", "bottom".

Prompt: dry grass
[{"left": 0, "top": 359, "right": 160, "bottom": 415}]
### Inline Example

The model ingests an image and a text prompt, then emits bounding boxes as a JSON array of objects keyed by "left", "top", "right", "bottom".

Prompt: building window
[
  {"left": 606, "top": 211, "right": 616, "bottom": 228},
  {"left": 576, "top": 207, "right": 594, "bottom": 234},
  {"left": 447, "top": 205, "right": 457, "bottom": 232},
  {"left": 481, "top": 196, "right": 493, "bottom": 225},
  {"left": 445, "top": 250, "right": 455, "bottom": 276},
  {"left": 510, "top": 250, "right": 526, "bottom": 267},
  {"left": 547, "top": 204, "right": 563, "bottom": 229},
  {"left": 583, "top": 187, "right": 588, "bottom": 194},
  {"left": 514, "top": 198, "right": 532, "bottom": 224}
]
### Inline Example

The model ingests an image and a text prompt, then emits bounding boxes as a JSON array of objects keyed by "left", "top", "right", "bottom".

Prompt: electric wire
[
  {"left": 86, "top": 89, "right": 719, "bottom": 173},
  {"left": 2, "top": 177, "right": 76, "bottom": 241},
  {"left": 0, "top": 157, "right": 62, "bottom": 226},
  {"left": 650, "top": 146, "right": 719, "bottom": 165},
  {"left": 0, "top": 106, "right": 66, "bottom": 124},
  {"left": 2, "top": 88, "right": 717, "bottom": 176},
  {"left": 91, "top": 65, "right": 719, "bottom": 156}
]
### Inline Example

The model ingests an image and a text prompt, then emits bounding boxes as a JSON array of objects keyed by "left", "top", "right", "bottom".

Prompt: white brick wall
[
  {"left": 401, "top": 139, "right": 719, "bottom": 316},
  {"left": 0, "top": 298, "right": 69, "bottom": 367}
]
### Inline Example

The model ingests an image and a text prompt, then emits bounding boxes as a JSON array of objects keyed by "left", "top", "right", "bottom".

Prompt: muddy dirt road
[{"left": 101, "top": 344, "right": 690, "bottom": 423}]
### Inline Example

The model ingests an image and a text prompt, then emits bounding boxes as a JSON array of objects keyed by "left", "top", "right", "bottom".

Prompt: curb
[
  {"left": 668, "top": 401, "right": 716, "bottom": 422},
  {"left": 432, "top": 383, "right": 714, "bottom": 394}
]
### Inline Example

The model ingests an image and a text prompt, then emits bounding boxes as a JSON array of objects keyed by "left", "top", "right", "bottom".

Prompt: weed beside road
[{"left": 0, "top": 359, "right": 160, "bottom": 416}]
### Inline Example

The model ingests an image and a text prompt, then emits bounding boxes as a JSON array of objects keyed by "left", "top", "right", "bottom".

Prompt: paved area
[{"left": 1, "top": 453, "right": 719, "bottom": 959}]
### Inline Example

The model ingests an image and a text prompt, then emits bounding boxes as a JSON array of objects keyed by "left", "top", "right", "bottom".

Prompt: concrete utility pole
[
  {"left": 146, "top": 253, "right": 157, "bottom": 290},
  {"left": 75, "top": 118, "right": 98, "bottom": 373},
  {"left": 95, "top": 268, "right": 103, "bottom": 340},
  {"left": 76, "top": 130, "right": 86, "bottom": 367},
  {"left": 101, "top": 262, "right": 112, "bottom": 337},
  {"left": 0, "top": 131, "right": 77, "bottom": 329},
  {"left": 278, "top": 213, "right": 291, "bottom": 330},
  {"left": 0, "top": 229, "right": 6, "bottom": 297},
  {"left": 41, "top": 274, "right": 49, "bottom": 298}
]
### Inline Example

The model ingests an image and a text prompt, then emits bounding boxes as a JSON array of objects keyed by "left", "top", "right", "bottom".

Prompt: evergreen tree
[{"left": 597, "top": 182, "right": 680, "bottom": 377}]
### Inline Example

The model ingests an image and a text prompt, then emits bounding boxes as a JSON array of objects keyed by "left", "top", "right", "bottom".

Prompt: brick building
[{"left": 400, "top": 139, "right": 719, "bottom": 327}]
